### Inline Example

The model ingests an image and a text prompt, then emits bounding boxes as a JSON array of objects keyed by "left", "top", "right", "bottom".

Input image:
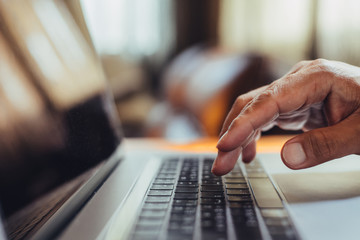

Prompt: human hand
[{"left": 211, "top": 59, "right": 360, "bottom": 175}]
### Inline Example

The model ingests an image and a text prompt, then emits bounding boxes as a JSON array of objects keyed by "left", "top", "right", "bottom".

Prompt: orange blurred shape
[{"left": 167, "top": 135, "right": 294, "bottom": 153}]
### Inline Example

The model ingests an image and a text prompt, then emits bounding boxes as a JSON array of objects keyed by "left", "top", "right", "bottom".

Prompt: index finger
[
  {"left": 219, "top": 86, "right": 268, "bottom": 137},
  {"left": 217, "top": 71, "right": 332, "bottom": 152}
]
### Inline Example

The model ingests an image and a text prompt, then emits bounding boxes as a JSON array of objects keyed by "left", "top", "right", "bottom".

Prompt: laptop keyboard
[{"left": 130, "top": 157, "right": 298, "bottom": 240}]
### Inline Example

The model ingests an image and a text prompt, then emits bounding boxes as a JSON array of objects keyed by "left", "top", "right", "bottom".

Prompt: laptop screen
[{"left": 0, "top": 0, "right": 122, "bottom": 218}]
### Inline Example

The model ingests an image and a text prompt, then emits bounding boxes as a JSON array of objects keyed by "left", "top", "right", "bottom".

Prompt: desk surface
[{"left": 124, "top": 135, "right": 294, "bottom": 153}]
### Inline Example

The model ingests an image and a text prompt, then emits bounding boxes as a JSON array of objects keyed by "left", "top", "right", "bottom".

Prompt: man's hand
[{"left": 211, "top": 59, "right": 360, "bottom": 176}]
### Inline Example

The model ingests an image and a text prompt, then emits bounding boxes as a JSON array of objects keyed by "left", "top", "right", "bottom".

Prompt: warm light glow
[
  {"left": 26, "top": 33, "right": 63, "bottom": 83},
  {"left": 0, "top": 34, "right": 42, "bottom": 117},
  {"left": 80, "top": 0, "right": 173, "bottom": 58},
  {"left": 33, "top": 0, "right": 88, "bottom": 72},
  {"left": 1, "top": 0, "right": 106, "bottom": 109},
  {"left": 220, "top": 0, "right": 312, "bottom": 63},
  {"left": 317, "top": 0, "right": 360, "bottom": 65},
  {"left": 158, "top": 135, "right": 294, "bottom": 153},
  {"left": 220, "top": 0, "right": 360, "bottom": 66}
]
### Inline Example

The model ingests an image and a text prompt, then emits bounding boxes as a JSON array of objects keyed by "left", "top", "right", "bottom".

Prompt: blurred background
[
  {"left": 1, "top": 0, "right": 360, "bottom": 224},
  {"left": 1, "top": 0, "right": 360, "bottom": 234},
  {"left": 78, "top": 0, "right": 360, "bottom": 140}
]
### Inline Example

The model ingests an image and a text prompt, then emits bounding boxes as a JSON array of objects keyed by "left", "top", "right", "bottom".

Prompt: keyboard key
[
  {"left": 167, "top": 235, "right": 193, "bottom": 240},
  {"left": 201, "top": 186, "right": 224, "bottom": 192},
  {"left": 151, "top": 184, "right": 174, "bottom": 190},
  {"left": 171, "top": 206, "right": 197, "bottom": 215},
  {"left": 136, "top": 219, "right": 163, "bottom": 230},
  {"left": 132, "top": 229, "right": 160, "bottom": 240},
  {"left": 201, "top": 219, "right": 216, "bottom": 228},
  {"left": 232, "top": 205, "right": 256, "bottom": 214},
  {"left": 170, "top": 213, "right": 196, "bottom": 222},
  {"left": 148, "top": 190, "right": 172, "bottom": 196},
  {"left": 204, "top": 158, "right": 215, "bottom": 163},
  {"left": 160, "top": 165, "right": 177, "bottom": 170},
  {"left": 172, "top": 199, "right": 197, "bottom": 206},
  {"left": 179, "top": 176, "right": 198, "bottom": 181},
  {"left": 230, "top": 209, "right": 246, "bottom": 219},
  {"left": 201, "top": 205, "right": 225, "bottom": 211},
  {"left": 234, "top": 226, "right": 262, "bottom": 240},
  {"left": 168, "top": 222, "right": 195, "bottom": 235},
  {"left": 202, "top": 174, "right": 221, "bottom": 180},
  {"left": 140, "top": 210, "right": 166, "bottom": 218},
  {"left": 226, "top": 189, "right": 250, "bottom": 195},
  {"left": 201, "top": 232, "right": 227, "bottom": 240},
  {"left": 201, "top": 180, "right": 223, "bottom": 185},
  {"left": 201, "top": 192, "right": 225, "bottom": 199},
  {"left": 200, "top": 198, "right": 225, "bottom": 205},
  {"left": 227, "top": 195, "right": 252, "bottom": 202},
  {"left": 225, "top": 183, "right": 248, "bottom": 189},
  {"left": 143, "top": 203, "right": 169, "bottom": 210},
  {"left": 181, "top": 169, "right": 197, "bottom": 173},
  {"left": 229, "top": 202, "right": 253, "bottom": 209},
  {"left": 175, "top": 187, "right": 199, "bottom": 193},
  {"left": 201, "top": 211, "right": 226, "bottom": 221},
  {"left": 248, "top": 178, "right": 283, "bottom": 208},
  {"left": 159, "top": 168, "right": 177, "bottom": 174},
  {"left": 157, "top": 173, "right": 176, "bottom": 179},
  {"left": 174, "top": 193, "right": 198, "bottom": 200},
  {"left": 177, "top": 181, "right": 198, "bottom": 187},
  {"left": 202, "top": 220, "right": 226, "bottom": 232},
  {"left": 154, "top": 179, "right": 176, "bottom": 185},
  {"left": 145, "top": 196, "right": 171, "bottom": 203},
  {"left": 271, "top": 233, "right": 297, "bottom": 240},
  {"left": 268, "top": 226, "right": 297, "bottom": 240},
  {"left": 261, "top": 209, "right": 288, "bottom": 218},
  {"left": 224, "top": 178, "right": 246, "bottom": 184},
  {"left": 264, "top": 218, "right": 291, "bottom": 227},
  {"left": 215, "top": 223, "right": 227, "bottom": 233}
]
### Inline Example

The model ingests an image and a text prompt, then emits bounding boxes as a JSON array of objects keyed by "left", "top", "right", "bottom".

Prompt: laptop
[{"left": 1, "top": 1, "right": 360, "bottom": 240}]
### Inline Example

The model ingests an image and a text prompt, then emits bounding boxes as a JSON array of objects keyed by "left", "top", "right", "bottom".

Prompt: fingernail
[
  {"left": 211, "top": 157, "right": 220, "bottom": 175},
  {"left": 212, "top": 147, "right": 243, "bottom": 176},
  {"left": 211, "top": 162, "right": 217, "bottom": 174},
  {"left": 283, "top": 143, "right": 306, "bottom": 166}
]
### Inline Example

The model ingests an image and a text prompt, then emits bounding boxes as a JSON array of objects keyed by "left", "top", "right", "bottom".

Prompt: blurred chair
[{"left": 146, "top": 45, "right": 274, "bottom": 140}]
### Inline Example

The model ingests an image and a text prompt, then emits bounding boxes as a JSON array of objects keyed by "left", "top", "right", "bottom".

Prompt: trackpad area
[
  {"left": 272, "top": 171, "right": 360, "bottom": 240},
  {"left": 273, "top": 171, "right": 360, "bottom": 203}
]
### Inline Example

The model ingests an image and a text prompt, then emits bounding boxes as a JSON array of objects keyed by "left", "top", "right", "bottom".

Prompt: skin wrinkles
[
  {"left": 219, "top": 86, "right": 269, "bottom": 137},
  {"left": 212, "top": 59, "right": 360, "bottom": 176}
]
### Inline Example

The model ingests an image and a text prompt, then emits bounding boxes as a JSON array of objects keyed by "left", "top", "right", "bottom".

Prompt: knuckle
[
  {"left": 256, "top": 87, "right": 276, "bottom": 101},
  {"left": 311, "top": 58, "right": 327, "bottom": 66},
  {"left": 233, "top": 95, "right": 248, "bottom": 109},
  {"left": 308, "top": 58, "right": 331, "bottom": 73},
  {"left": 289, "top": 60, "right": 307, "bottom": 73},
  {"left": 243, "top": 84, "right": 282, "bottom": 114},
  {"left": 229, "top": 117, "right": 242, "bottom": 130},
  {"left": 297, "top": 60, "right": 311, "bottom": 68},
  {"left": 256, "top": 83, "right": 283, "bottom": 102}
]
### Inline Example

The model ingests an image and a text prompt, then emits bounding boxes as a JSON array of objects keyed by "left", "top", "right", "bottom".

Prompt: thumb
[{"left": 281, "top": 118, "right": 360, "bottom": 169}]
